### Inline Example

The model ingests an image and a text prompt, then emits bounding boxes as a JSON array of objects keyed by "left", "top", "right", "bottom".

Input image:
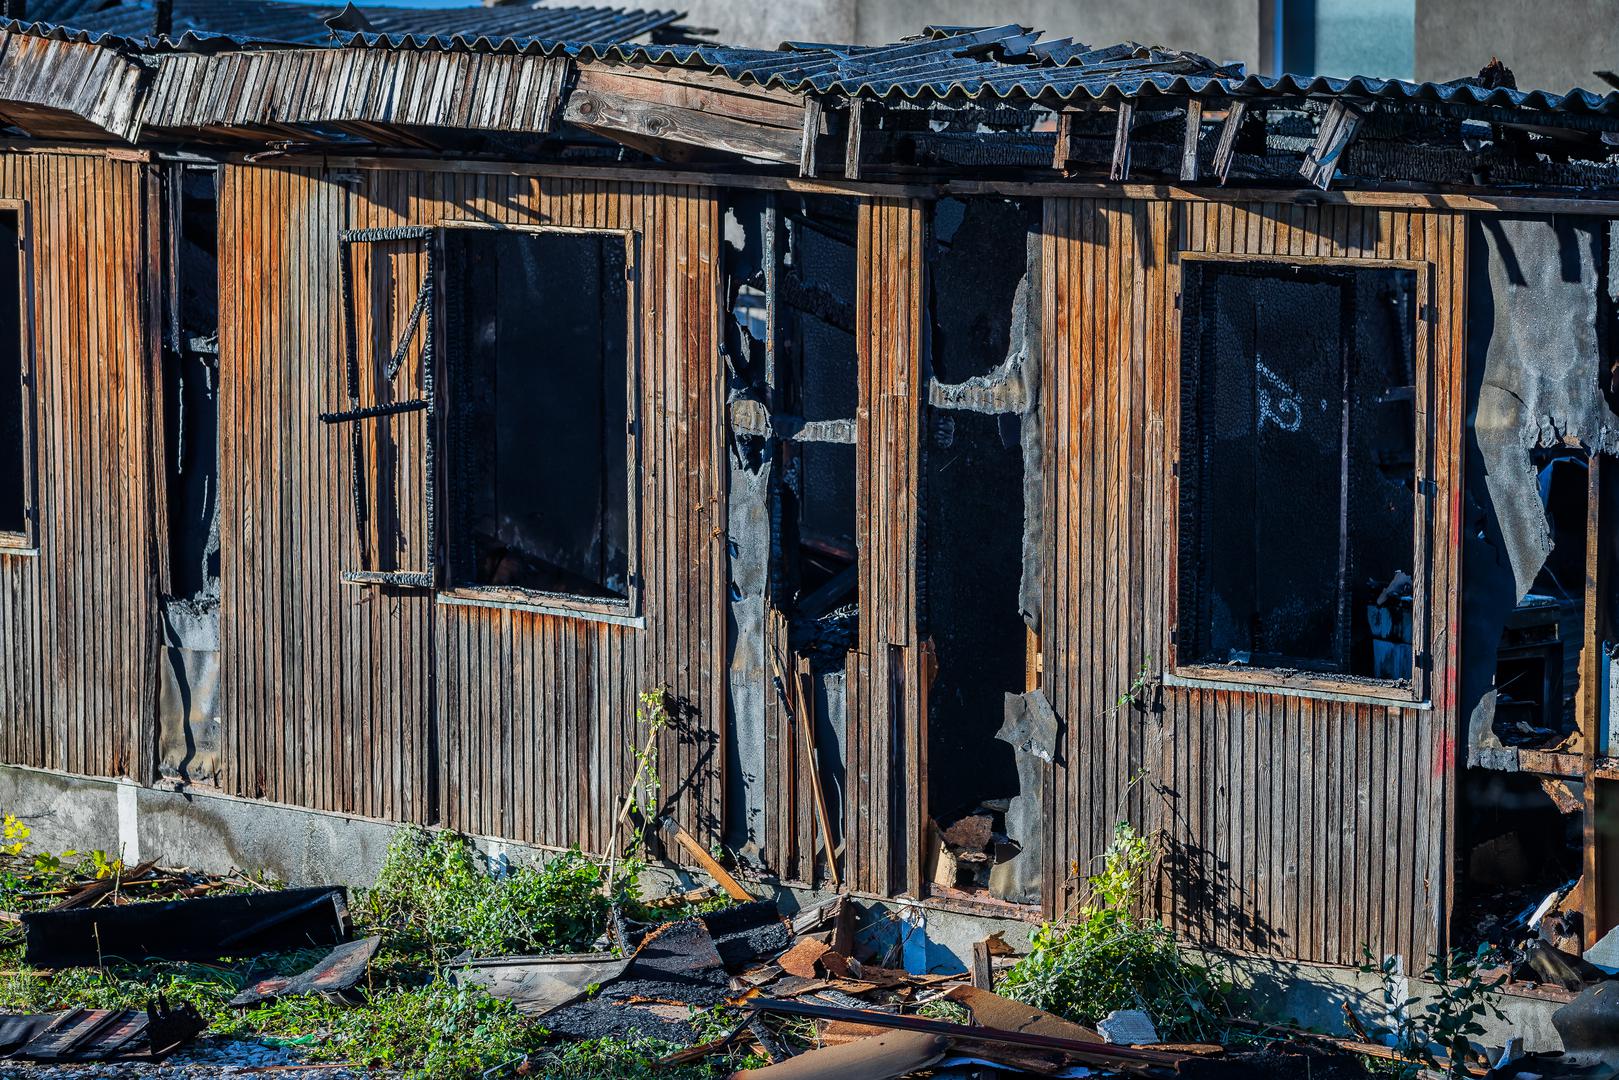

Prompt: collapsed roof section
[{"left": 1, "top": 19, "right": 1619, "bottom": 193}]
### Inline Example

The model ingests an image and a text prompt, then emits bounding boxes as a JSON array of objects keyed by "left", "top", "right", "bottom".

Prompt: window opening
[
  {"left": 1177, "top": 260, "right": 1419, "bottom": 683},
  {"left": 441, "top": 228, "right": 632, "bottom": 604}
]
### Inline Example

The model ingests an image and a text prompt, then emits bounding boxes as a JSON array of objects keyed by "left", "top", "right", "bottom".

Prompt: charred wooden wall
[
  {"left": 216, "top": 164, "right": 726, "bottom": 849},
  {"left": 1039, "top": 198, "right": 1465, "bottom": 967},
  {"left": 0, "top": 151, "right": 156, "bottom": 782}
]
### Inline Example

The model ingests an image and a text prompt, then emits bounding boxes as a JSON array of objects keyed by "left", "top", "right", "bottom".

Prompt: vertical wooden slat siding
[
  {"left": 216, "top": 166, "right": 726, "bottom": 851},
  {"left": 1041, "top": 197, "right": 1464, "bottom": 967},
  {"left": 848, "top": 197, "right": 924, "bottom": 897},
  {"left": 0, "top": 152, "right": 153, "bottom": 782}
]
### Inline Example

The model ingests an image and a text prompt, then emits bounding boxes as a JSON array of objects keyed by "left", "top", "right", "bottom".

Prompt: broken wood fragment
[
  {"left": 658, "top": 816, "right": 754, "bottom": 901},
  {"left": 1110, "top": 100, "right": 1135, "bottom": 180},
  {"left": 776, "top": 937, "right": 830, "bottom": 979},
  {"left": 726, "top": 1029, "right": 948, "bottom": 1079},
  {"left": 1212, "top": 99, "right": 1247, "bottom": 183},
  {"left": 799, "top": 96, "right": 822, "bottom": 178},
  {"left": 1181, "top": 98, "right": 1204, "bottom": 181},
  {"left": 1052, "top": 109, "right": 1076, "bottom": 171},
  {"left": 1300, "top": 100, "right": 1363, "bottom": 189},
  {"left": 844, "top": 99, "right": 867, "bottom": 180}
]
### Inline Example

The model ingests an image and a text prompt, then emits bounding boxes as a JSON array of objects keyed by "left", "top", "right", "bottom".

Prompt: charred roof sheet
[
  {"left": 546, "top": 25, "right": 1619, "bottom": 115},
  {"left": 334, "top": 22, "right": 1619, "bottom": 118},
  {"left": 19, "top": 1, "right": 686, "bottom": 48}
]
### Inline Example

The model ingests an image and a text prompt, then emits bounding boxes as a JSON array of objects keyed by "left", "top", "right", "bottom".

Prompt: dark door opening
[
  {"left": 922, "top": 196, "right": 1042, "bottom": 906},
  {"left": 156, "top": 163, "right": 222, "bottom": 788}
]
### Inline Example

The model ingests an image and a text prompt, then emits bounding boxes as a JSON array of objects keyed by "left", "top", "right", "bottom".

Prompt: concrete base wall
[{"left": 0, "top": 764, "right": 1571, "bottom": 1054}]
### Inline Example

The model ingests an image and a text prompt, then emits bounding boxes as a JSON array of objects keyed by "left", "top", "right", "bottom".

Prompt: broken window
[
  {"left": 1176, "top": 260, "right": 1419, "bottom": 681},
  {"left": 440, "top": 227, "right": 633, "bottom": 606},
  {"left": 0, "top": 207, "right": 28, "bottom": 542}
]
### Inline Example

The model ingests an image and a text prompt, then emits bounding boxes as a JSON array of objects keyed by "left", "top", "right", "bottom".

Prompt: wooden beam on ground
[
  {"left": 1212, "top": 99, "right": 1247, "bottom": 184},
  {"left": 1109, "top": 100, "right": 1134, "bottom": 181},
  {"left": 1181, "top": 98, "right": 1203, "bottom": 181},
  {"left": 844, "top": 98, "right": 867, "bottom": 180},
  {"left": 658, "top": 816, "right": 754, "bottom": 901},
  {"left": 1301, "top": 100, "right": 1364, "bottom": 189}
]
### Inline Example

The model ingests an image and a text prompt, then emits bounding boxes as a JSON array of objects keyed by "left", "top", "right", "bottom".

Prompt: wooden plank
[
  {"left": 659, "top": 816, "right": 753, "bottom": 901},
  {"left": 564, "top": 86, "right": 801, "bottom": 164},
  {"left": 1110, "top": 101, "right": 1135, "bottom": 181},
  {"left": 1301, "top": 101, "right": 1363, "bottom": 190},
  {"left": 1211, "top": 101, "right": 1246, "bottom": 184},
  {"left": 799, "top": 97, "right": 822, "bottom": 178},
  {"left": 573, "top": 66, "right": 806, "bottom": 131},
  {"left": 1583, "top": 455, "right": 1607, "bottom": 949},
  {"left": 1180, "top": 99, "right": 1203, "bottom": 182},
  {"left": 845, "top": 100, "right": 867, "bottom": 181}
]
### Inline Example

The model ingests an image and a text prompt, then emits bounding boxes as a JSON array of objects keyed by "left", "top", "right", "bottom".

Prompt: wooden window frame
[
  {"left": 0, "top": 200, "right": 35, "bottom": 555},
  {"left": 432, "top": 221, "right": 642, "bottom": 622},
  {"left": 1165, "top": 252, "right": 1434, "bottom": 706}
]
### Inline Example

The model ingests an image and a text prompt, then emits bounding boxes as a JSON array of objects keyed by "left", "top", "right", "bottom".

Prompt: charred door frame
[
  {"left": 1164, "top": 251, "right": 1435, "bottom": 708},
  {"left": 431, "top": 220, "right": 644, "bottom": 625},
  {"left": 0, "top": 196, "right": 37, "bottom": 554}
]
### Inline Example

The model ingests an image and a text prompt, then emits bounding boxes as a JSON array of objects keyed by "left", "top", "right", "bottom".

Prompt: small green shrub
[
  {"left": 1361, "top": 945, "right": 1507, "bottom": 1076},
  {"left": 997, "top": 822, "right": 1225, "bottom": 1040},
  {"left": 359, "top": 826, "right": 632, "bottom": 959},
  {"left": 240, "top": 981, "right": 544, "bottom": 1079}
]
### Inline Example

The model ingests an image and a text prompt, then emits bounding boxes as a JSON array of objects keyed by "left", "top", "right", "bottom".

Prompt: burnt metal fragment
[{"left": 229, "top": 934, "right": 383, "bottom": 1007}]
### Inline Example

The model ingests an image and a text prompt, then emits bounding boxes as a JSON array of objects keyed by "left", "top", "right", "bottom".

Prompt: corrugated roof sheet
[
  {"left": 335, "top": 22, "right": 1619, "bottom": 117},
  {"left": 564, "top": 25, "right": 1619, "bottom": 115},
  {"left": 21, "top": 1, "right": 685, "bottom": 48}
]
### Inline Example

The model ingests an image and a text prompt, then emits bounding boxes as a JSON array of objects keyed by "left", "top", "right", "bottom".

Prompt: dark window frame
[
  {"left": 1165, "top": 253, "right": 1433, "bottom": 706},
  {"left": 432, "top": 221, "right": 641, "bottom": 622},
  {"left": 0, "top": 201, "right": 35, "bottom": 555}
]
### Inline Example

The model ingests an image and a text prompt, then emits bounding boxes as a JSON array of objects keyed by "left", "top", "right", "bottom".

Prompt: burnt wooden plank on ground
[{"left": 24, "top": 886, "right": 351, "bottom": 967}]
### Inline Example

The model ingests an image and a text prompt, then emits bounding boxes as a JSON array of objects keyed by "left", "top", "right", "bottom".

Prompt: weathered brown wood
[
  {"left": 1042, "top": 197, "right": 1461, "bottom": 966},
  {"left": 564, "top": 86, "right": 802, "bottom": 164},
  {"left": 659, "top": 816, "right": 753, "bottom": 901},
  {"left": 573, "top": 66, "right": 806, "bottom": 131},
  {"left": 1582, "top": 456, "right": 1606, "bottom": 949},
  {"left": 1180, "top": 99, "right": 1203, "bottom": 181},
  {"left": 1301, "top": 101, "right": 1364, "bottom": 190},
  {"left": 845, "top": 100, "right": 867, "bottom": 181},
  {"left": 1211, "top": 101, "right": 1246, "bottom": 184},
  {"left": 799, "top": 96, "right": 822, "bottom": 178},
  {"left": 1110, "top": 101, "right": 1135, "bottom": 181},
  {"left": 1052, "top": 110, "right": 1075, "bottom": 171}
]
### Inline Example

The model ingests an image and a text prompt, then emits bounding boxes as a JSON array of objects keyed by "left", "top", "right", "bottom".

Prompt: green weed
[{"left": 997, "top": 822, "right": 1227, "bottom": 1040}]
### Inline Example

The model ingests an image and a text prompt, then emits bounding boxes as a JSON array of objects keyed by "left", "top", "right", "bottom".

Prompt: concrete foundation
[{"left": 0, "top": 763, "right": 1577, "bottom": 1054}]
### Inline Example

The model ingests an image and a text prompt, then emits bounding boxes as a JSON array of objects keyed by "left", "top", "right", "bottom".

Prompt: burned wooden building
[{"left": 0, "top": 10, "right": 1618, "bottom": 979}]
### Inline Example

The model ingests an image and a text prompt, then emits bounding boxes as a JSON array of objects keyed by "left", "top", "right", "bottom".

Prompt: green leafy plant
[
  {"left": 997, "top": 822, "right": 1226, "bottom": 1040},
  {"left": 1360, "top": 945, "right": 1507, "bottom": 1076},
  {"left": 359, "top": 826, "right": 633, "bottom": 961}
]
